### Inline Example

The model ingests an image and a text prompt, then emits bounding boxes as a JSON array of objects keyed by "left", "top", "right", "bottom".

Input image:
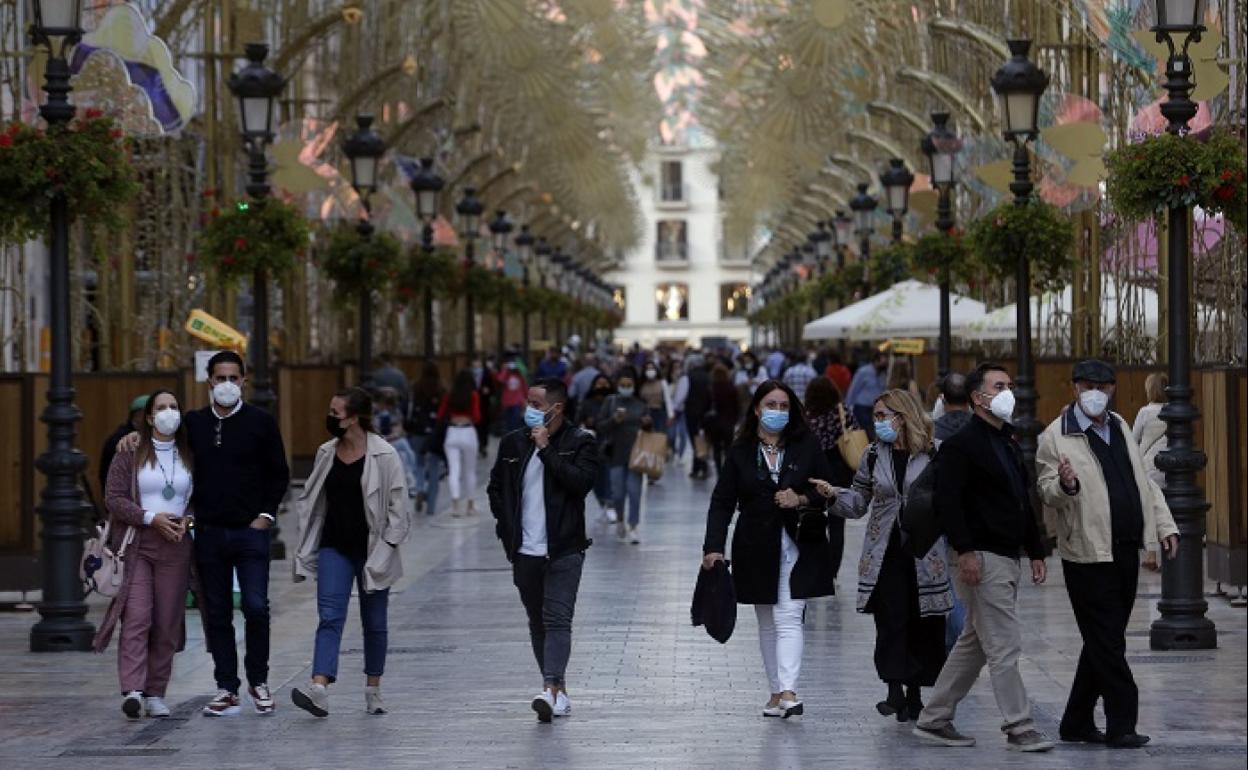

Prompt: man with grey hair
[{"left": 934, "top": 372, "right": 973, "bottom": 442}]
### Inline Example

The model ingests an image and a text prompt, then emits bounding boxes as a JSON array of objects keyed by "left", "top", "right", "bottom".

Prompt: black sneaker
[
  {"left": 1107, "top": 733, "right": 1151, "bottom": 749},
  {"left": 913, "top": 724, "right": 976, "bottom": 747},
  {"left": 1060, "top": 727, "right": 1107, "bottom": 744}
]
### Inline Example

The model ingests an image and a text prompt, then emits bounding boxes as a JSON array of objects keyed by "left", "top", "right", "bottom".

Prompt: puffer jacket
[{"left": 1037, "top": 406, "right": 1178, "bottom": 564}]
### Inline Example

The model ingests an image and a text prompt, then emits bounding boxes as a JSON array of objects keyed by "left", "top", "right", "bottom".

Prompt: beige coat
[
  {"left": 1037, "top": 406, "right": 1178, "bottom": 564},
  {"left": 294, "top": 432, "right": 410, "bottom": 592}
]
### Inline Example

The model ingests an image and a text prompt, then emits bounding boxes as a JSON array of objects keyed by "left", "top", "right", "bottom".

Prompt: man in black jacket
[
  {"left": 488, "top": 377, "right": 601, "bottom": 723},
  {"left": 913, "top": 362, "right": 1053, "bottom": 752}
]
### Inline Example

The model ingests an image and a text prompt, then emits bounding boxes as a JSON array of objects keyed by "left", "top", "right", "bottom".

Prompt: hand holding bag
[
  {"left": 629, "top": 430, "right": 669, "bottom": 480},
  {"left": 81, "top": 518, "right": 136, "bottom": 597},
  {"left": 836, "top": 403, "right": 870, "bottom": 470}
]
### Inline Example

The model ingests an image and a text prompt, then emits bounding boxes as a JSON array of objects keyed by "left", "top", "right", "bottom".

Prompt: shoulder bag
[
  {"left": 81, "top": 518, "right": 136, "bottom": 597},
  {"left": 836, "top": 403, "right": 870, "bottom": 470}
]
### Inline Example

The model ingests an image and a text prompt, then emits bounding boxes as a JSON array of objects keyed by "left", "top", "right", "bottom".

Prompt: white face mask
[
  {"left": 1078, "top": 389, "right": 1110, "bottom": 418},
  {"left": 984, "top": 388, "right": 1015, "bottom": 423},
  {"left": 212, "top": 381, "right": 242, "bottom": 408},
  {"left": 153, "top": 408, "right": 181, "bottom": 436}
]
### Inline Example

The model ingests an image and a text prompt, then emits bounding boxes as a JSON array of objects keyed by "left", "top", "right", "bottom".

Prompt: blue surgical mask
[
  {"left": 760, "top": 408, "right": 789, "bottom": 433},
  {"left": 524, "top": 405, "right": 549, "bottom": 429},
  {"left": 875, "top": 420, "right": 898, "bottom": 443}
]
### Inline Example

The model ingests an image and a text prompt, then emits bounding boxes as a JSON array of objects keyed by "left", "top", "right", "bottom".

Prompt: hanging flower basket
[
  {"left": 316, "top": 223, "right": 402, "bottom": 302},
  {"left": 968, "top": 200, "right": 1075, "bottom": 293},
  {"left": 198, "top": 198, "right": 310, "bottom": 284},
  {"left": 828, "top": 261, "right": 866, "bottom": 303},
  {"left": 911, "top": 230, "right": 974, "bottom": 284},
  {"left": 0, "top": 111, "right": 139, "bottom": 246},
  {"left": 868, "top": 243, "right": 915, "bottom": 292},
  {"left": 451, "top": 263, "right": 514, "bottom": 308},
  {"left": 396, "top": 246, "right": 457, "bottom": 304},
  {"left": 1105, "top": 127, "right": 1246, "bottom": 232}
]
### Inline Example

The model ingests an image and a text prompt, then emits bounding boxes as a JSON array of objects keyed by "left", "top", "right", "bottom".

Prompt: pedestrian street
[{"left": 0, "top": 464, "right": 1244, "bottom": 770}]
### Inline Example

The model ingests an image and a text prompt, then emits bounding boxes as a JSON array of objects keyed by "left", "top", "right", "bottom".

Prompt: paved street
[{"left": 1, "top": 457, "right": 1245, "bottom": 769}]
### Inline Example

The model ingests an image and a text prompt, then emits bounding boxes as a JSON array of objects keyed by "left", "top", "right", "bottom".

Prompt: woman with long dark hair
[
  {"left": 406, "top": 360, "right": 446, "bottom": 515},
  {"left": 702, "top": 380, "right": 836, "bottom": 719},
  {"left": 824, "top": 389, "right": 952, "bottom": 723},
  {"left": 292, "top": 387, "right": 410, "bottom": 717},
  {"left": 803, "top": 376, "right": 859, "bottom": 580},
  {"left": 596, "top": 366, "right": 649, "bottom": 543},
  {"left": 577, "top": 373, "right": 616, "bottom": 519},
  {"left": 706, "top": 363, "right": 740, "bottom": 473},
  {"left": 440, "top": 369, "right": 483, "bottom": 516},
  {"left": 93, "top": 389, "right": 195, "bottom": 719}
]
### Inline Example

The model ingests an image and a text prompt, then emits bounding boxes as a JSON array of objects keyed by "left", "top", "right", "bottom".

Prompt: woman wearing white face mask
[
  {"left": 596, "top": 367, "right": 650, "bottom": 543},
  {"left": 94, "top": 389, "right": 195, "bottom": 720}
]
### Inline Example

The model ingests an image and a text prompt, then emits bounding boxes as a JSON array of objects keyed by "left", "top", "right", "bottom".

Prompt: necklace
[
  {"left": 760, "top": 440, "right": 781, "bottom": 456},
  {"left": 154, "top": 443, "right": 178, "bottom": 501}
]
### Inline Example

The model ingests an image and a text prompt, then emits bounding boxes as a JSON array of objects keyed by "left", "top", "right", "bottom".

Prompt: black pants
[
  {"left": 195, "top": 524, "right": 272, "bottom": 692},
  {"left": 513, "top": 551, "right": 585, "bottom": 687},
  {"left": 864, "top": 530, "right": 946, "bottom": 686},
  {"left": 827, "top": 516, "right": 846, "bottom": 578},
  {"left": 1060, "top": 544, "right": 1140, "bottom": 739}
]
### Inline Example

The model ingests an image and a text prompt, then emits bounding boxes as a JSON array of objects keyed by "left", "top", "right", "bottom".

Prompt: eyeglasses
[
  {"left": 214, "top": 419, "right": 223, "bottom": 447},
  {"left": 872, "top": 410, "right": 898, "bottom": 421}
]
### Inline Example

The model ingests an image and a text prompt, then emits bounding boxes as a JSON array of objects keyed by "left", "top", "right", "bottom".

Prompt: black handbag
[
  {"left": 900, "top": 452, "right": 942, "bottom": 558},
  {"left": 423, "top": 418, "right": 449, "bottom": 460}
]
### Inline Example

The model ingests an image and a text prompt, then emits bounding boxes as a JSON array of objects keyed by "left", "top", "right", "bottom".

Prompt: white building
[{"left": 606, "top": 143, "right": 754, "bottom": 351}]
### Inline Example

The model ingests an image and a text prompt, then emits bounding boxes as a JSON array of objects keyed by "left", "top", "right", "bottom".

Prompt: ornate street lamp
[
  {"left": 880, "top": 158, "right": 914, "bottom": 244},
  {"left": 534, "top": 237, "right": 552, "bottom": 341},
  {"left": 1148, "top": 0, "right": 1216, "bottom": 651},
  {"left": 456, "top": 187, "right": 484, "bottom": 361},
  {"left": 991, "top": 38, "right": 1049, "bottom": 477},
  {"left": 514, "top": 225, "right": 536, "bottom": 364},
  {"left": 28, "top": 0, "right": 93, "bottom": 652},
  {"left": 342, "top": 114, "right": 387, "bottom": 385},
  {"left": 227, "top": 42, "right": 284, "bottom": 417},
  {"left": 409, "top": 158, "right": 444, "bottom": 359},
  {"left": 550, "top": 247, "right": 569, "bottom": 347},
  {"left": 849, "top": 183, "right": 878, "bottom": 294},
  {"left": 488, "top": 210, "right": 514, "bottom": 357},
  {"left": 923, "top": 111, "right": 961, "bottom": 377},
  {"left": 832, "top": 210, "right": 853, "bottom": 270}
]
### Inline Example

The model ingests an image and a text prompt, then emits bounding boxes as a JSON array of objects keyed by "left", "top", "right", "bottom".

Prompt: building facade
[{"left": 606, "top": 143, "right": 754, "bottom": 350}]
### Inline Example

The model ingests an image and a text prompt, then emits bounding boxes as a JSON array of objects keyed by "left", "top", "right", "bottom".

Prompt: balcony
[
  {"left": 719, "top": 245, "right": 750, "bottom": 266},
  {"left": 655, "top": 182, "right": 689, "bottom": 210},
  {"left": 655, "top": 242, "right": 689, "bottom": 266}
]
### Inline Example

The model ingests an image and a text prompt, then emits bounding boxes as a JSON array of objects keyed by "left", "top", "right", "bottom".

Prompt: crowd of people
[{"left": 91, "top": 340, "right": 1180, "bottom": 755}]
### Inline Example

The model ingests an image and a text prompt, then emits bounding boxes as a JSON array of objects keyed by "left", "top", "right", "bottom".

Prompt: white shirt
[
  {"left": 139, "top": 439, "right": 193, "bottom": 525},
  {"left": 518, "top": 450, "right": 548, "bottom": 556}
]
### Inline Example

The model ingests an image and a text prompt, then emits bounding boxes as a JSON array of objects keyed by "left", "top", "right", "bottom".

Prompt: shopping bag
[
  {"left": 629, "top": 430, "right": 669, "bottom": 480},
  {"left": 693, "top": 431, "right": 711, "bottom": 460},
  {"left": 836, "top": 404, "right": 870, "bottom": 470}
]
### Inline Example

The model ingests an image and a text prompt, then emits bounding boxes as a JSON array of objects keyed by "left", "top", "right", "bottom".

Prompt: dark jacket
[
  {"left": 934, "top": 409, "right": 973, "bottom": 442},
  {"left": 703, "top": 434, "right": 836, "bottom": 604},
  {"left": 936, "top": 414, "right": 1045, "bottom": 560},
  {"left": 488, "top": 422, "right": 602, "bottom": 562},
  {"left": 185, "top": 403, "right": 289, "bottom": 528}
]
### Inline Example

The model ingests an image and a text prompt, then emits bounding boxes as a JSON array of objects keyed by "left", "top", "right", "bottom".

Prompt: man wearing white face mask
[
  {"left": 1036, "top": 360, "right": 1178, "bottom": 749},
  {"left": 186, "top": 350, "right": 290, "bottom": 717},
  {"left": 913, "top": 362, "right": 1052, "bottom": 753}
]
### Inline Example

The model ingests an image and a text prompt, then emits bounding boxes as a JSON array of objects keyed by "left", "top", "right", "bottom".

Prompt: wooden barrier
[
  {"left": 278, "top": 365, "right": 346, "bottom": 477},
  {"left": 1204, "top": 368, "right": 1247, "bottom": 587}
]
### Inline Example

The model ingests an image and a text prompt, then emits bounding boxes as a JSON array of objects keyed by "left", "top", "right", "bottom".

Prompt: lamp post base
[
  {"left": 30, "top": 617, "right": 94, "bottom": 652},
  {"left": 1149, "top": 617, "right": 1217, "bottom": 650}
]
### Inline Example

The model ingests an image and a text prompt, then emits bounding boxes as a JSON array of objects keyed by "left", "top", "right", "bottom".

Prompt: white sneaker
[
  {"left": 202, "top": 689, "right": 240, "bottom": 717},
  {"left": 762, "top": 701, "right": 784, "bottom": 718},
  {"left": 553, "top": 691, "right": 571, "bottom": 718},
  {"left": 531, "top": 690, "right": 554, "bottom": 723},
  {"left": 291, "top": 682, "right": 329, "bottom": 718},
  {"left": 248, "top": 683, "right": 276, "bottom": 715},
  {"left": 143, "top": 696, "right": 170, "bottom": 718},
  {"left": 122, "top": 690, "right": 143, "bottom": 719},
  {"left": 779, "top": 698, "right": 804, "bottom": 719},
  {"left": 603, "top": 506, "right": 618, "bottom": 524},
  {"left": 628, "top": 526, "right": 641, "bottom": 545},
  {"left": 364, "top": 685, "right": 386, "bottom": 715}
]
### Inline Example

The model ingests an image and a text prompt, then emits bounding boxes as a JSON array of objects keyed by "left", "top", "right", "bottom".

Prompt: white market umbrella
[
  {"left": 803, "top": 279, "right": 988, "bottom": 341},
  {"left": 957, "top": 283, "right": 1163, "bottom": 341}
]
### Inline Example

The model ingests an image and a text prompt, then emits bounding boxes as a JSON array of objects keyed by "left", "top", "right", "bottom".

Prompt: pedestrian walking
[
  {"left": 291, "top": 387, "right": 410, "bottom": 718},
  {"left": 639, "top": 361, "right": 668, "bottom": 434},
  {"left": 802, "top": 376, "right": 858, "bottom": 580},
  {"left": 846, "top": 351, "right": 889, "bottom": 440},
  {"left": 682, "top": 354, "right": 712, "bottom": 479},
  {"left": 933, "top": 372, "right": 973, "bottom": 442},
  {"left": 780, "top": 352, "right": 818, "bottom": 404},
  {"left": 666, "top": 358, "right": 689, "bottom": 462},
  {"left": 94, "top": 389, "right": 194, "bottom": 719},
  {"left": 487, "top": 378, "right": 601, "bottom": 723},
  {"left": 496, "top": 358, "right": 529, "bottom": 434},
  {"left": 824, "top": 389, "right": 953, "bottom": 723},
  {"left": 1037, "top": 360, "right": 1179, "bottom": 749},
  {"left": 440, "top": 370, "right": 483, "bottom": 517},
  {"left": 702, "top": 380, "right": 836, "bottom": 719},
  {"left": 912, "top": 362, "right": 1052, "bottom": 752},
  {"left": 706, "top": 363, "right": 740, "bottom": 474},
  {"left": 596, "top": 367, "right": 649, "bottom": 544},
  {"left": 1131, "top": 372, "right": 1169, "bottom": 490},
  {"left": 375, "top": 388, "right": 419, "bottom": 496},
  {"left": 406, "top": 361, "right": 446, "bottom": 515},
  {"left": 576, "top": 374, "right": 616, "bottom": 519},
  {"left": 186, "top": 351, "right": 290, "bottom": 717}
]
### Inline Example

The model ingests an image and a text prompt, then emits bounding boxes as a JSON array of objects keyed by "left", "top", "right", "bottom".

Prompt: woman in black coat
[{"left": 702, "top": 380, "right": 836, "bottom": 719}]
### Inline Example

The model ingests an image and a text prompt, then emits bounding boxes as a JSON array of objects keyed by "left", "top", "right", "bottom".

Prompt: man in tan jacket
[{"left": 1037, "top": 359, "right": 1179, "bottom": 750}]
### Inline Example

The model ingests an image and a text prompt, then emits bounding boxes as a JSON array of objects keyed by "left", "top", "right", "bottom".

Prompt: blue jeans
[
  {"left": 194, "top": 525, "right": 272, "bottom": 692},
  {"left": 945, "top": 583, "right": 966, "bottom": 654},
  {"left": 313, "top": 547, "right": 389, "bottom": 683},
  {"left": 609, "top": 465, "right": 643, "bottom": 526},
  {"left": 593, "top": 464, "right": 612, "bottom": 508},
  {"left": 391, "top": 437, "right": 419, "bottom": 494},
  {"left": 408, "top": 434, "right": 442, "bottom": 514},
  {"left": 669, "top": 413, "right": 688, "bottom": 459}
]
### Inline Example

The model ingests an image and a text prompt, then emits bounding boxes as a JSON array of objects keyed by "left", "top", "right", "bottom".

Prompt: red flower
[
  {"left": 5, "top": 122, "right": 19, "bottom": 137},
  {"left": 1176, "top": 174, "right": 1190, "bottom": 187},
  {"left": 1215, "top": 185, "right": 1234, "bottom": 200},
  {"left": 1221, "top": 169, "right": 1234, "bottom": 181},
  {"left": 84, "top": 107, "right": 104, "bottom": 119},
  {"left": 45, "top": 168, "right": 59, "bottom": 180},
  {"left": 0, "top": 134, "right": 12, "bottom": 148},
  {"left": 202, "top": 188, "right": 217, "bottom": 198},
  {"left": 223, "top": 255, "right": 236, "bottom": 265},
  {"left": 210, "top": 207, "right": 221, "bottom": 218},
  {"left": 185, "top": 253, "right": 196, "bottom": 263},
  {"left": 233, "top": 237, "right": 248, "bottom": 250},
  {"left": 109, "top": 128, "right": 123, "bottom": 140},
  {"left": 365, "top": 259, "right": 379, "bottom": 270}
]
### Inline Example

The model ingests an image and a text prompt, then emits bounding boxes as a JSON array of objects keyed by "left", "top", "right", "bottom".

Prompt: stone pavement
[{"left": 0, "top": 454, "right": 1245, "bottom": 769}]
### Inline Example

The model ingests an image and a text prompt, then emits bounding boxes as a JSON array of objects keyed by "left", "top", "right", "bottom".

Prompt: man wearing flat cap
[{"left": 1036, "top": 359, "right": 1178, "bottom": 749}]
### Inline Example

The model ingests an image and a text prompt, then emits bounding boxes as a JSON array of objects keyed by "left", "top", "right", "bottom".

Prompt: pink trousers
[{"left": 118, "top": 531, "right": 192, "bottom": 696}]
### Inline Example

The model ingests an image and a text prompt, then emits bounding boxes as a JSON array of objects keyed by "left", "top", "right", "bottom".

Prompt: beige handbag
[
  {"left": 836, "top": 404, "right": 870, "bottom": 470},
  {"left": 629, "top": 430, "right": 670, "bottom": 480}
]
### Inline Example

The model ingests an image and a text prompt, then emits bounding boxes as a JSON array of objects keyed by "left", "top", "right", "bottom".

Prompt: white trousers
[
  {"left": 756, "top": 529, "right": 806, "bottom": 694},
  {"left": 444, "top": 425, "right": 479, "bottom": 501}
]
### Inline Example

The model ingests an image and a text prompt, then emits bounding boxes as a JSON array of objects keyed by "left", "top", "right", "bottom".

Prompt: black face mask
[
  {"left": 326, "top": 414, "right": 348, "bottom": 438},
  {"left": 590, "top": 387, "right": 612, "bottom": 398}
]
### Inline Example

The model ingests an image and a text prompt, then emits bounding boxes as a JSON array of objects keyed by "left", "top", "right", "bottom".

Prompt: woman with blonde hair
[
  {"left": 1133, "top": 372, "right": 1168, "bottom": 488},
  {"left": 823, "top": 388, "right": 953, "bottom": 723}
]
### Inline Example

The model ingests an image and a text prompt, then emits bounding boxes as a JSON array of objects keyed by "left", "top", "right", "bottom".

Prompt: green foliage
[
  {"left": 868, "top": 242, "right": 914, "bottom": 291},
  {"left": 197, "top": 198, "right": 310, "bottom": 284},
  {"left": 396, "top": 246, "right": 458, "bottom": 303},
  {"left": 1105, "top": 128, "right": 1247, "bottom": 232},
  {"left": 316, "top": 223, "right": 402, "bottom": 302},
  {"left": 0, "top": 112, "right": 140, "bottom": 246},
  {"left": 911, "top": 230, "right": 974, "bottom": 284},
  {"left": 968, "top": 200, "right": 1075, "bottom": 293}
]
